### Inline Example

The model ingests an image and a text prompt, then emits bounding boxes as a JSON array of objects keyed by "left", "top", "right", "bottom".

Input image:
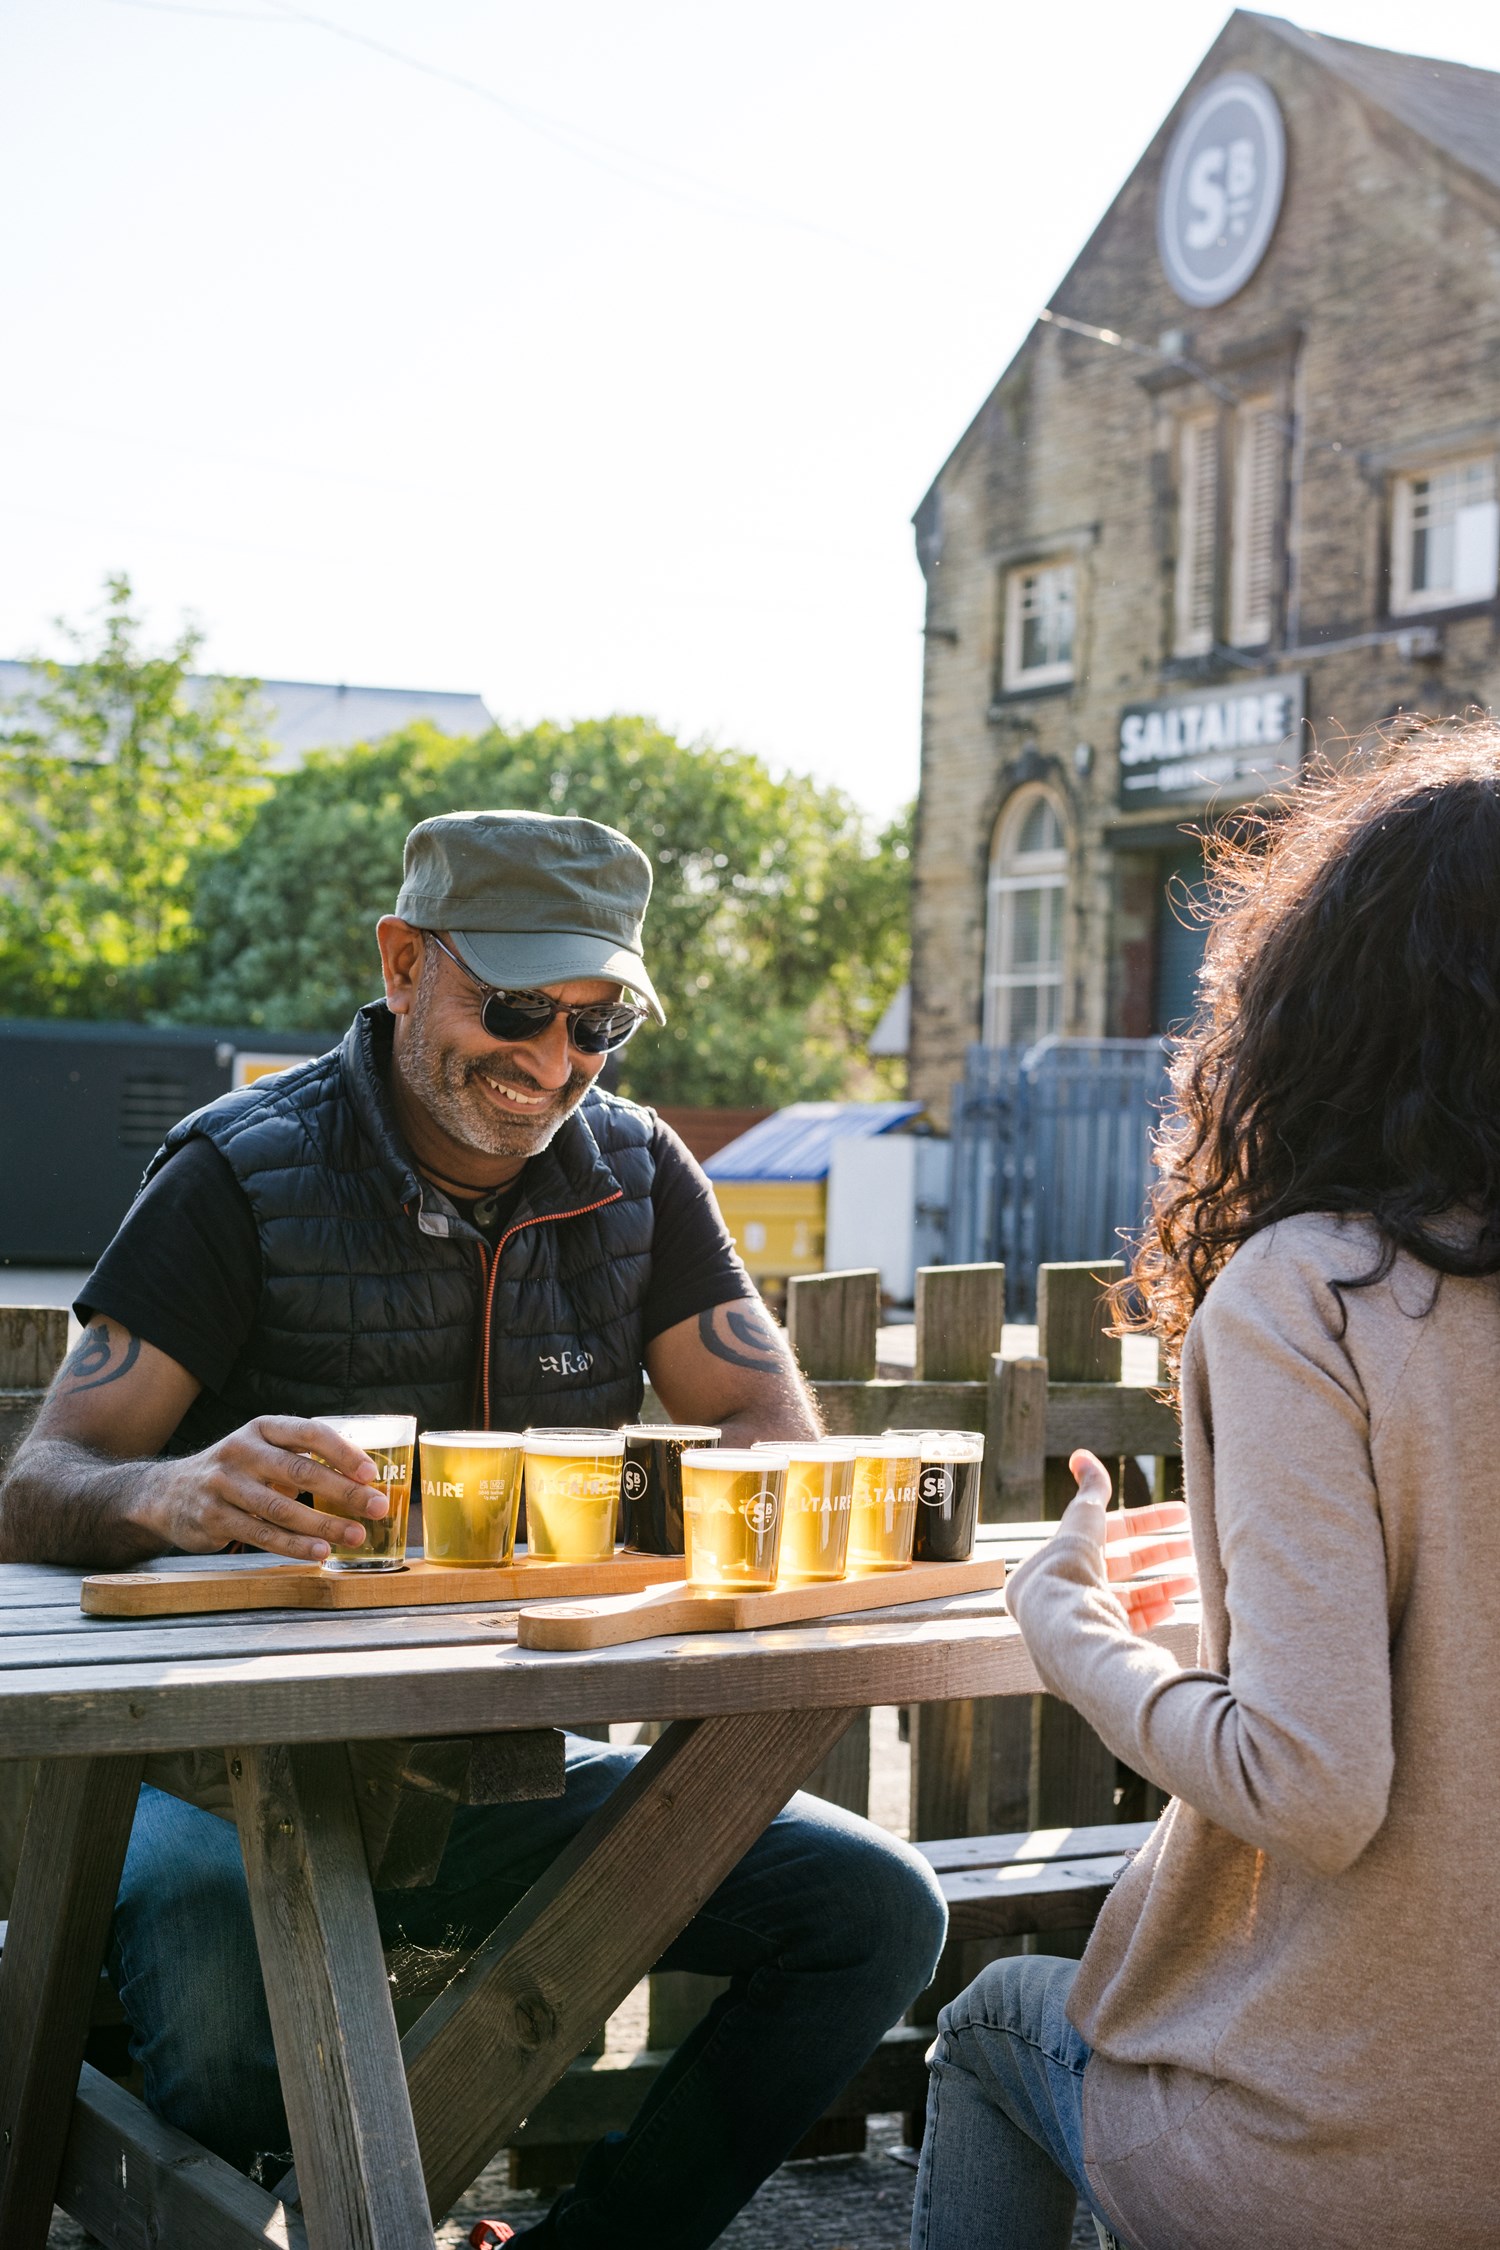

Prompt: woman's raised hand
[{"left": 1067, "top": 1448, "right": 1196, "bottom": 1632}]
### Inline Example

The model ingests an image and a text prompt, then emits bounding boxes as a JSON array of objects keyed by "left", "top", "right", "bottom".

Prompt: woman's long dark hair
[{"left": 1125, "top": 726, "right": 1500, "bottom": 1384}]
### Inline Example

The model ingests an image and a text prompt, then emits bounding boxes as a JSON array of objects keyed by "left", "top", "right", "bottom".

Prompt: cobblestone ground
[
  {"left": 47, "top": 1711, "right": 1099, "bottom": 2250},
  {"left": 50, "top": 2126, "right": 1102, "bottom": 2249},
  {"left": 432, "top": 2114, "right": 1101, "bottom": 2247},
  {"left": 49, "top": 2124, "right": 1101, "bottom": 2250}
]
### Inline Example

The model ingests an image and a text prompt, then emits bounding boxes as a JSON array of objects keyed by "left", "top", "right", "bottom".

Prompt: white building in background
[{"left": 0, "top": 659, "right": 493, "bottom": 771}]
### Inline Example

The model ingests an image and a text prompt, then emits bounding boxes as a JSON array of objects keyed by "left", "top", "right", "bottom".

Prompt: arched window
[{"left": 983, "top": 787, "right": 1068, "bottom": 1047}]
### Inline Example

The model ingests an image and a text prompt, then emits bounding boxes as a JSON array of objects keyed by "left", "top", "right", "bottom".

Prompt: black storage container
[{"left": 0, "top": 1018, "right": 340, "bottom": 1265}]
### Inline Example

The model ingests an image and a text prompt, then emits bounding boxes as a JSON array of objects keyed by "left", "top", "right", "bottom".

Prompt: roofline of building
[
  {"left": 235, "top": 674, "right": 492, "bottom": 705},
  {"left": 912, "top": 7, "right": 1500, "bottom": 527},
  {"left": 0, "top": 657, "right": 492, "bottom": 709}
]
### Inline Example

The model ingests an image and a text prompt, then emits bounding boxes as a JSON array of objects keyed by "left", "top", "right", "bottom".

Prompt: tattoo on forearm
[
  {"left": 58, "top": 1322, "right": 141, "bottom": 1395},
  {"left": 697, "top": 1303, "right": 784, "bottom": 1373}
]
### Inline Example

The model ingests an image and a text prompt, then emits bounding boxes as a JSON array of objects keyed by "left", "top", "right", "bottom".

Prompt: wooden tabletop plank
[
  {"left": 0, "top": 1611, "right": 526, "bottom": 1667},
  {"left": 0, "top": 1605, "right": 1202, "bottom": 1757},
  {"left": 0, "top": 1586, "right": 1031, "bottom": 1662},
  {"left": 0, "top": 1599, "right": 517, "bottom": 1641}
]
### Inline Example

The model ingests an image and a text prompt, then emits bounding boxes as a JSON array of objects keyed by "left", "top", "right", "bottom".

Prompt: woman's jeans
[
  {"left": 111, "top": 1734, "right": 948, "bottom": 2250},
  {"left": 912, "top": 1955, "right": 1130, "bottom": 2250}
]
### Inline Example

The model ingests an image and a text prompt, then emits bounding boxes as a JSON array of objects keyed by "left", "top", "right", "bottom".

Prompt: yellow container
[{"left": 710, "top": 1180, "right": 826, "bottom": 1284}]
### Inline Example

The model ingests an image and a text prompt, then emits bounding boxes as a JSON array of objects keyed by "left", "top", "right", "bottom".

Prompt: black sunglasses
[{"left": 427, "top": 932, "right": 648, "bottom": 1054}]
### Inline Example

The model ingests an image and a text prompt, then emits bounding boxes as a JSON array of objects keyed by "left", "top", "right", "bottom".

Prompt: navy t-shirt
[{"left": 78, "top": 1118, "right": 756, "bottom": 1395}]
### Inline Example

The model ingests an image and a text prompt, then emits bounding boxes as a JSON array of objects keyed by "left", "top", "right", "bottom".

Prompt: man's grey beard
[{"left": 399, "top": 987, "right": 593, "bottom": 1160}]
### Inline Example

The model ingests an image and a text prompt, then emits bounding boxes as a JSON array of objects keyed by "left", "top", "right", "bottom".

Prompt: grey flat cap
[{"left": 394, "top": 810, "right": 665, "bottom": 1022}]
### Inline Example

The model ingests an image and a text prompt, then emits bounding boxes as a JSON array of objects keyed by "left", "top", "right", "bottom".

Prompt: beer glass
[
  {"left": 752, "top": 1439, "right": 856, "bottom": 1582},
  {"left": 314, "top": 1412, "right": 416, "bottom": 1572},
  {"left": 619, "top": 1425, "right": 722, "bottom": 1554},
  {"left": 680, "top": 1448, "right": 787, "bottom": 1590},
  {"left": 522, "top": 1428, "right": 626, "bottom": 1561},
  {"left": 910, "top": 1429, "right": 987, "bottom": 1563},
  {"left": 846, "top": 1437, "right": 921, "bottom": 1571},
  {"left": 419, "top": 1430, "right": 524, "bottom": 1566}
]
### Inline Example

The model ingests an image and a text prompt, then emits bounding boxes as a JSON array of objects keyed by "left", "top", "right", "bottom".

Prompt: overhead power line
[{"left": 99, "top": 0, "right": 901, "bottom": 265}]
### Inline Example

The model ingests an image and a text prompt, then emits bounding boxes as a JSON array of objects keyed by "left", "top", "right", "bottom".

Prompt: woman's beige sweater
[{"left": 1005, "top": 1213, "right": 1500, "bottom": 2250}]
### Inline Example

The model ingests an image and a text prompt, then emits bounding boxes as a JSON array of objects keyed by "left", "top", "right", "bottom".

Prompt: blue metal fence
[{"left": 946, "top": 1037, "right": 1171, "bottom": 1315}]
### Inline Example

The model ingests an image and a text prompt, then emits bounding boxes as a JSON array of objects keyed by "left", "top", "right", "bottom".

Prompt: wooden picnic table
[{"left": 0, "top": 1527, "right": 1199, "bottom": 2250}]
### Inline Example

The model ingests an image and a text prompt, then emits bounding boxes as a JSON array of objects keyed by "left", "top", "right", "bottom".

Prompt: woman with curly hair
[{"left": 912, "top": 728, "right": 1500, "bottom": 2250}]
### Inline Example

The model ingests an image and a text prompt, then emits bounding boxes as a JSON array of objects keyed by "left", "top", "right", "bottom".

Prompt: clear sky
[{"left": 4, "top": 0, "right": 1499, "bottom": 816}]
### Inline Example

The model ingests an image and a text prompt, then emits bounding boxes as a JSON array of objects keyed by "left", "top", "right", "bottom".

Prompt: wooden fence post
[
  {"left": 1032, "top": 1261, "right": 1125, "bottom": 1837},
  {"left": 1036, "top": 1261, "right": 1124, "bottom": 1517},
  {"left": 913, "top": 1264, "right": 1004, "bottom": 1384},
  {"left": 0, "top": 1308, "right": 70, "bottom": 1920},
  {"left": 786, "top": 1269, "right": 880, "bottom": 1381},
  {"left": 990, "top": 1356, "right": 1047, "bottom": 1521}
]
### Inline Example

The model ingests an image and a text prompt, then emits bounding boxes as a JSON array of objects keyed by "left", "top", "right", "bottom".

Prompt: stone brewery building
[{"left": 910, "top": 11, "right": 1500, "bottom": 1121}]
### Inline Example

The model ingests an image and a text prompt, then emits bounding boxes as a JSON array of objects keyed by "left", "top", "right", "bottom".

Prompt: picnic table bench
[{"left": 0, "top": 1535, "right": 1197, "bottom": 2250}]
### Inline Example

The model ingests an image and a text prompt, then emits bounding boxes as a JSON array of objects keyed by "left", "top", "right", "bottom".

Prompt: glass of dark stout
[
  {"left": 885, "top": 1428, "right": 986, "bottom": 1563},
  {"left": 618, "top": 1424, "right": 722, "bottom": 1554}
]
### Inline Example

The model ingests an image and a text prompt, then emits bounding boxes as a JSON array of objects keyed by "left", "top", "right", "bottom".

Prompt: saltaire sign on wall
[
  {"left": 1158, "top": 72, "right": 1286, "bottom": 308},
  {"left": 1117, "top": 675, "right": 1305, "bottom": 807}
]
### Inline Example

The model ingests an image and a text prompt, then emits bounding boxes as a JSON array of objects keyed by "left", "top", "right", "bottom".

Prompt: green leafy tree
[
  {"left": 0, "top": 575, "right": 271, "bottom": 1018},
  {"left": 176, "top": 716, "right": 911, "bottom": 1106}
]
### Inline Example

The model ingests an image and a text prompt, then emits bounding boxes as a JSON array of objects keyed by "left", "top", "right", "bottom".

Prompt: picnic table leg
[
  {"left": 396, "top": 1704, "right": 856, "bottom": 2223},
  {"left": 228, "top": 1742, "right": 435, "bottom": 2250},
  {"left": 0, "top": 1751, "right": 143, "bottom": 2250}
]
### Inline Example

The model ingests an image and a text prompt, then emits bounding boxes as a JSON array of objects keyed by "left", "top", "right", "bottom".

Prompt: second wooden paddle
[{"left": 517, "top": 1551, "right": 1008, "bottom": 1650}]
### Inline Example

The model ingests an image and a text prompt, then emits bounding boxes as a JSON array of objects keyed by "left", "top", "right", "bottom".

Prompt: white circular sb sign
[{"left": 1158, "top": 73, "right": 1285, "bottom": 309}]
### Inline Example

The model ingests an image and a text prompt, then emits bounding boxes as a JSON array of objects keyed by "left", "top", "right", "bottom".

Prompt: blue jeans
[
  {"left": 911, "top": 1956, "right": 1130, "bottom": 2250},
  {"left": 111, "top": 1735, "right": 947, "bottom": 2248}
]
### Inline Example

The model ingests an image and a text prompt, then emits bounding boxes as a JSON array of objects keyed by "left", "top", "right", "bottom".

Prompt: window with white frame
[
  {"left": 1228, "top": 396, "right": 1281, "bottom": 646},
  {"left": 1391, "top": 455, "right": 1499, "bottom": 613},
  {"left": 1174, "top": 412, "right": 1220, "bottom": 656},
  {"left": 1003, "top": 562, "right": 1076, "bottom": 690},
  {"left": 983, "top": 787, "right": 1068, "bottom": 1048}
]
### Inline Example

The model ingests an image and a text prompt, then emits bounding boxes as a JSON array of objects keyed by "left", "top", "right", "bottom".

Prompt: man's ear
[{"left": 376, "top": 917, "right": 425, "bottom": 1016}]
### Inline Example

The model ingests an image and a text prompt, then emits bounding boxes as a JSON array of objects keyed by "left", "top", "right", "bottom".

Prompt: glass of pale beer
[
  {"left": 313, "top": 1412, "right": 416, "bottom": 1572},
  {"left": 751, "top": 1439, "right": 856, "bottom": 1582},
  {"left": 909, "top": 1429, "right": 986, "bottom": 1563},
  {"left": 846, "top": 1436, "right": 921, "bottom": 1571},
  {"left": 419, "top": 1430, "right": 525, "bottom": 1565},
  {"left": 680, "top": 1448, "right": 788, "bottom": 1590},
  {"left": 521, "top": 1428, "right": 627, "bottom": 1561}
]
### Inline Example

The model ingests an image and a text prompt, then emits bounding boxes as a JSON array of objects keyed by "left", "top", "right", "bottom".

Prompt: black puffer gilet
[{"left": 146, "top": 1004, "right": 655, "bottom": 1452}]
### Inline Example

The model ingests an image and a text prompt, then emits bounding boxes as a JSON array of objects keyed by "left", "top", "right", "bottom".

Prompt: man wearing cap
[{"left": 2, "top": 811, "right": 947, "bottom": 2243}]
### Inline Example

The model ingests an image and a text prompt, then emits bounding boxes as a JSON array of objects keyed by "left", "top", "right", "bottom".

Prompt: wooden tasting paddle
[
  {"left": 516, "top": 1551, "right": 1009, "bottom": 1650},
  {"left": 79, "top": 1552, "right": 685, "bottom": 1617}
]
